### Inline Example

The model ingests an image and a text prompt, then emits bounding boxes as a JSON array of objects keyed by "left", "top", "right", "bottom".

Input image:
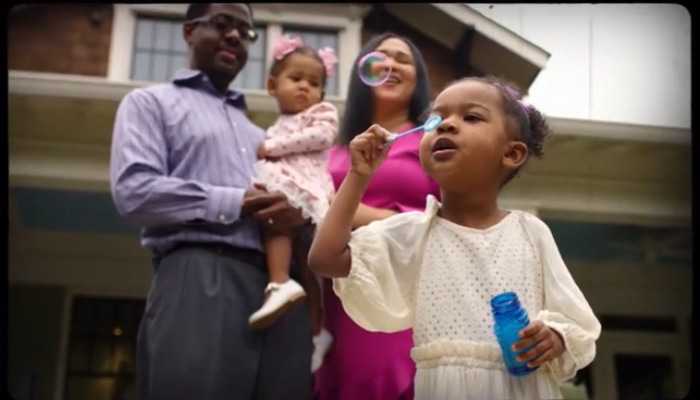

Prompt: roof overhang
[
  {"left": 8, "top": 70, "right": 691, "bottom": 227},
  {"left": 382, "top": 3, "right": 550, "bottom": 90}
]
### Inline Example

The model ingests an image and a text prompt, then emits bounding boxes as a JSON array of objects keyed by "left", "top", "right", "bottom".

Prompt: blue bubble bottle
[{"left": 490, "top": 291, "right": 539, "bottom": 376}]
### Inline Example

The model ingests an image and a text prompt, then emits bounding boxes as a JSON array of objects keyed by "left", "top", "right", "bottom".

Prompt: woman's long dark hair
[{"left": 338, "top": 32, "right": 432, "bottom": 145}]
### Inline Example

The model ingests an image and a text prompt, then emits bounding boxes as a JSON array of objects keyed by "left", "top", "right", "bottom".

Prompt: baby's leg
[
  {"left": 293, "top": 227, "right": 323, "bottom": 335},
  {"left": 249, "top": 228, "right": 306, "bottom": 330},
  {"left": 265, "top": 231, "right": 293, "bottom": 283},
  {"left": 293, "top": 227, "right": 333, "bottom": 372}
]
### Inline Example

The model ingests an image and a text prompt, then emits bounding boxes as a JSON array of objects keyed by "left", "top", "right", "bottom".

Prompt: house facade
[{"left": 8, "top": 4, "right": 691, "bottom": 400}]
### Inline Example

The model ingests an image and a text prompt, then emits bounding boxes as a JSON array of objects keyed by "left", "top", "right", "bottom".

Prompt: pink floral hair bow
[
  {"left": 317, "top": 47, "right": 337, "bottom": 77},
  {"left": 272, "top": 35, "right": 338, "bottom": 77},
  {"left": 273, "top": 35, "right": 304, "bottom": 61}
]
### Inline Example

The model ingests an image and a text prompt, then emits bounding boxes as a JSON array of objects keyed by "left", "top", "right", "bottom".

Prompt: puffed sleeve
[
  {"left": 525, "top": 215, "right": 602, "bottom": 382},
  {"left": 332, "top": 211, "right": 429, "bottom": 333}
]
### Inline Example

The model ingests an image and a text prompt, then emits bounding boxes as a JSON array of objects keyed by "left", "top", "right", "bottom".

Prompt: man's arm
[{"left": 110, "top": 90, "right": 247, "bottom": 227}]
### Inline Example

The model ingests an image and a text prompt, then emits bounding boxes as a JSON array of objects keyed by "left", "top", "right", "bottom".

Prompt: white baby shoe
[
  {"left": 249, "top": 279, "right": 306, "bottom": 330},
  {"left": 311, "top": 328, "right": 333, "bottom": 372}
]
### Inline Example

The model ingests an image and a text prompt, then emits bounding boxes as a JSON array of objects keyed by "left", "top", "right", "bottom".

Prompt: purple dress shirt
[{"left": 110, "top": 69, "right": 266, "bottom": 255}]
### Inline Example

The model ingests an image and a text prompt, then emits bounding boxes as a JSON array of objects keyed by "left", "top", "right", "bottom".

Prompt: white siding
[{"left": 467, "top": 4, "right": 691, "bottom": 128}]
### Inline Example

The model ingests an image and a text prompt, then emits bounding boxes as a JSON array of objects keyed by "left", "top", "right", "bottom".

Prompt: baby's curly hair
[{"left": 447, "top": 76, "right": 551, "bottom": 186}]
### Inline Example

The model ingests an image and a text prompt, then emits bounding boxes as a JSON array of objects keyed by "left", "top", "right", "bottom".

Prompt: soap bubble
[{"left": 357, "top": 51, "right": 392, "bottom": 87}]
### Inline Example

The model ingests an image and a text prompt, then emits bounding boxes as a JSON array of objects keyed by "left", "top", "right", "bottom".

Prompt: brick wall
[
  {"left": 362, "top": 7, "right": 458, "bottom": 99},
  {"left": 9, "top": 4, "right": 113, "bottom": 76}
]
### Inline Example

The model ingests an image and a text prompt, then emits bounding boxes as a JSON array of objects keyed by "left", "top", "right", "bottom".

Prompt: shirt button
[
  {"left": 241, "top": 148, "right": 247, "bottom": 153},
  {"left": 219, "top": 214, "right": 227, "bottom": 222}
]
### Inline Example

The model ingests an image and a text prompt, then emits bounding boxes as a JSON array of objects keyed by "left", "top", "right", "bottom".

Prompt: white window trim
[{"left": 107, "top": 4, "right": 364, "bottom": 99}]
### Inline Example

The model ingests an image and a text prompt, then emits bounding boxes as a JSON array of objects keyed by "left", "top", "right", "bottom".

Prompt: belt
[{"left": 159, "top": 241, "right": 265, "bottom": 265}]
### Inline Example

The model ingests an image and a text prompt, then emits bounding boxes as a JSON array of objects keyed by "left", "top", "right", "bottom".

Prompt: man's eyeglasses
[{"left": 188, "top": 14, "right": 258, "bottom": 42}]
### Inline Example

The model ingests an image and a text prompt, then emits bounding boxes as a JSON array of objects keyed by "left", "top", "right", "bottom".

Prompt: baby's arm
[
  {"left": 308, "top": 124, "right": 391, "bottom": 278},
  {"left": 265, "top": 102, "right": 338, "bottom": 158}
]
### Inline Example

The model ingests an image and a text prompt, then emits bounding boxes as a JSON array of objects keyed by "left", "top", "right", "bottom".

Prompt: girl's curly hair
[{"left": 447, "top": 76, "right": 551, "bottom": 186}]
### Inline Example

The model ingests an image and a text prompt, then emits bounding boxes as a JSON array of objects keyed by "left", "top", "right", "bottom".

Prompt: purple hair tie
[{"left": 503, "top": 85, "right": 530, "bottom": 127}]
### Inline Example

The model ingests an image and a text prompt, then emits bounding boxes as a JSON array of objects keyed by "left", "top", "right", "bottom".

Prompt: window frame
[
  {"left": 130, "top": 14, "right": 189, "bottom": 83},
  {"left": 282, "top": 24, "right": 341, "bottom": 96},
  {"left": 108, "top": 4, "right": 364, "bottom": 99}
]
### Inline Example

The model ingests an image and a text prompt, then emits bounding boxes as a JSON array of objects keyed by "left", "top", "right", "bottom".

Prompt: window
[
  {"left": 131, "top": 15, "right": 267, "bottom": 90},
  {"left": 64, "top": 297, "right": 145, "bottom": 400},
  {"left": 110, "top": 5, "right": 362, "bottom": 98},
  {"left": 283, "top": 27, "right": 339, "bottom": 95},
  {"left": 615, "top": 354, "right": 674, "bottom": 400},
  {"left": 544, "top": 219, "right": 691, "bottom": 266},
  {"left": 131, "top": 16, "right": 187, "bottom": 82},
  {"left": 231, "top": 26, "right": 267, "bottom": 90}
]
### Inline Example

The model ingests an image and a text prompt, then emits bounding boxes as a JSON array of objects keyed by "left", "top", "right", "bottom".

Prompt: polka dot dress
[
  {"left": 414, "top": 212, "right": 544, "bottom": 347},
  {"left": 253, "top": 102, "right": 338, "bottom": 224}
]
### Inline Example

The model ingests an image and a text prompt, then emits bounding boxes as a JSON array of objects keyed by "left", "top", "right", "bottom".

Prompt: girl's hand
[
  {"left": 349, "top": 124, "right": 391, "bottom": 177},
  {"left": 512, "top": 320, "right": 565, "bottom": 368}
]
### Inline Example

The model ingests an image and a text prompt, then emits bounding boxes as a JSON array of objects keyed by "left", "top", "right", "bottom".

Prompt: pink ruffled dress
[{"left": 254, "top": 102, "right": 338, "bottom": 224}]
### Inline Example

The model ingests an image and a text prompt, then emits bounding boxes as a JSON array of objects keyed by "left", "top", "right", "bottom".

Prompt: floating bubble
[{"left": 357, "top": 51, "right": 392, "bottom": 87}]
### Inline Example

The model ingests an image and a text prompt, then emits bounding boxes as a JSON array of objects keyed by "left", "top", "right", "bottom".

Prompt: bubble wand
[{"left": 386, "top": 114, "right": 443, "bottom": 144}]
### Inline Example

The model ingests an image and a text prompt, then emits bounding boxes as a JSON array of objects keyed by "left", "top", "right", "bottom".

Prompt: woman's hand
[
  {"left": 349, "top": 124, "right": 391, "bottom": 177},
  {"left": 512, "top": 320, "right": 566, "bottom": 368}
]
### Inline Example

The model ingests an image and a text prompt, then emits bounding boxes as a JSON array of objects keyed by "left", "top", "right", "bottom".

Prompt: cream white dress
[
  {"left": 254, "top": 101, "right": 337, "bottom": 224},
  {"left": 333, "top": 195, "right": 601, "bottom": 400}
]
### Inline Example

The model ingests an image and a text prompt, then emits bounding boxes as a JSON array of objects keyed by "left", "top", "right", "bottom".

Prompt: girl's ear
[
  {"left": 503, "top": 141, "right": 528, "bottom": 170},
  {"left": 266, "top": 76, "right": 277, "bottom": 97}
]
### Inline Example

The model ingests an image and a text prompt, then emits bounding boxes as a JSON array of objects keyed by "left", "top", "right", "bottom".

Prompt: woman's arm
[
  {"left": 308, "top": 124, "right": 391, "bottom": 277},
  {"left": 308, "top": 171, "right": 370, "bottom": 277}
]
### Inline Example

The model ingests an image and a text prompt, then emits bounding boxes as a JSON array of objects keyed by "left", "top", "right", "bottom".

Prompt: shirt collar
[
  {"left": 172, "top": 68, "right": 248, "bottom": 110},
  {"left": 425, "top": 194, "right": 441, "bottom": 218}
]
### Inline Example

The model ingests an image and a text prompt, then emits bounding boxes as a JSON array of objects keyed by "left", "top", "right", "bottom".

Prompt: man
[{"left": 110, "top": 4, "right": 312, "bottom": 399}]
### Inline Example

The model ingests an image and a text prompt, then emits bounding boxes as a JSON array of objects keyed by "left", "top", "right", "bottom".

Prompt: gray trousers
[{"left": 136, "top": 244, "right": 313, "bottom": 400}]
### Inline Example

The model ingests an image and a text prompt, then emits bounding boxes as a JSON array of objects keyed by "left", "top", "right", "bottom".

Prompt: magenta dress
[{"left": 315, "top": 123, "right": 441, "bottom": 400}]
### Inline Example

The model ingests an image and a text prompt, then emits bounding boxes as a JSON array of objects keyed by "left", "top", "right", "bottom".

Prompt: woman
[{"left": 314, "top": 32, "right": 440, "bottom": 400}]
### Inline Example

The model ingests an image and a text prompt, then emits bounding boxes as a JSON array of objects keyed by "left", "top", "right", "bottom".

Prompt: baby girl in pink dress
[{"left": 248, "top": 35, "right": 338, "bottom": 343}]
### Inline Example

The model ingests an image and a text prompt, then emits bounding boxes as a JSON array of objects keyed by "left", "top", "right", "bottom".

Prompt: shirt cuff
[{"left": 205, "top": 186, "right": 245, "bottom": 224}]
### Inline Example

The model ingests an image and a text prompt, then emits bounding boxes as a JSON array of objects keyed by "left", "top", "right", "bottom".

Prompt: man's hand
[
  {"left": 242, "top": 183, "right": 280, "bottom": 216},
  {"left": 512, "top": 320, "right": 565, "bottom": 368},
  {"left": 243, "top": 183, "right": 307, "bottom": 231}
]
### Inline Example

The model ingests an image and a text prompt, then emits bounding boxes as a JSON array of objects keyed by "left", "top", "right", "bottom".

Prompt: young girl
[
  {"left": 249, "top": 35, "right": 338, "bottom": 342},
  {"left": 309, "top": 76, "right": 602, "bottom": 399}
]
